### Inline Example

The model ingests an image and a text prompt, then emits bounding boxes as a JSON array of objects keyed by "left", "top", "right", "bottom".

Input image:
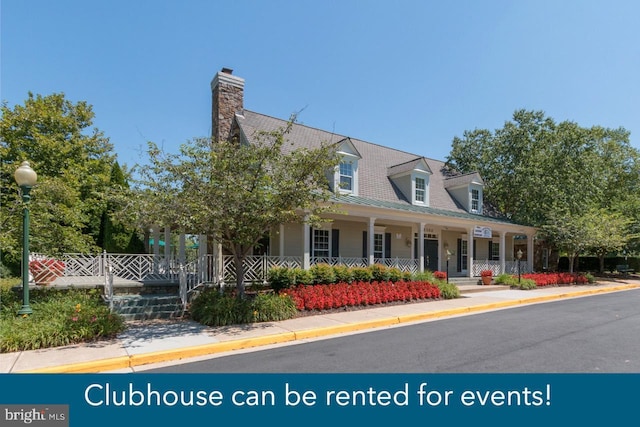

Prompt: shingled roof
[{"left": 235, "top": 110, "right": 510, "bottom": 223}]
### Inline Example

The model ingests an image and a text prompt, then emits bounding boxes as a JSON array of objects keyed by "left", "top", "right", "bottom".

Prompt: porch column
[
  {"left": 499, "top": 231, "right": 506, "bottom": 274},
  {"left": 437, "top": 233, "right": 442, "bottom": 272},
  {"left": 418, "top": 222, "right": 425, "bottom": 273},
  {"left": 468, "top": 226, "right": 475, "bottom": 278},
  {"left": 368, "top": 217, "right": 376, "bottom": 265},
  {"left": 527, "top": 234, "right": 534, "bottom": 273},
  {"left": 279, "top": 224, "right": 285, "bottom": 261},
  {"left": 303, "top": 216, "right": 310, "bottom": 270}
]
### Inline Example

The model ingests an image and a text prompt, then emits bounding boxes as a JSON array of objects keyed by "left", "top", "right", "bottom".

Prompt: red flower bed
[
  {"left": 434, "top": 271, "right": 447, "bottom": 280},
  {"left": 521, "top": 272, "right": 588, "bottom": 287},
  {"left": 281, "top": 280, "right": 441, "bottom": 311}
]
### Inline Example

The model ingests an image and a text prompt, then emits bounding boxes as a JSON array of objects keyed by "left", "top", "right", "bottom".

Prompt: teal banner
[{"left": 0, "top": 374, "right": 635, "bottom": 426}]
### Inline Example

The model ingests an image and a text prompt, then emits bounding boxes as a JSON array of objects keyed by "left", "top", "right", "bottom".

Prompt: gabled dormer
[
  {"left": 387, "top": 157, "right": 433, "bottom": 206},
  {"left": 443, "top": 172, "right": 484, "bottom": 214},
  {"left": 332, "top": 138, "right": 361, "bottom": 195}
]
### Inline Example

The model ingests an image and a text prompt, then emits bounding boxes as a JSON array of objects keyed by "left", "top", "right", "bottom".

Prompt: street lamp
[
  {"left": 14, "top": 161, "right": 37, "bottom": 316},
  {"left": 516, "top": 249, "right": 523, "bottom": 284},
  {"left": 446, "top": 249, "right": 452, "bottom": 283}
]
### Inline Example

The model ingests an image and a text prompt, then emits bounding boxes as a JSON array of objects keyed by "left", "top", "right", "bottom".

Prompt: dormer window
[
  {"left": 444, "top": 172, "right": 484, "bottom": 214},
  {"left": 471, "top": 188, "right": 479, "bottom": 213},
  {"left": 415, "top": 177, "right": 426, "bottom": 203},
  {"left": 333, "top": 138, "right": 361, "bottom": 195},
  {"left": 388, "top": 157, "right": 432, "bottom": 206},
  {"left": 339, "top": 161, "right": 353, "bottom": 192}
]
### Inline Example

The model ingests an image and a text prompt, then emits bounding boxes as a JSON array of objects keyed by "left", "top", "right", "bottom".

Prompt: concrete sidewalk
[{"left": 2, "top": 280, "right": 639, "bottom": 374}]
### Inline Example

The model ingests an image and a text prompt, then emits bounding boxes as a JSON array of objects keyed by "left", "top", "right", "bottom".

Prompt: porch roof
[{"left": 332, "top": 194, "right": 520, "bottom": 226}]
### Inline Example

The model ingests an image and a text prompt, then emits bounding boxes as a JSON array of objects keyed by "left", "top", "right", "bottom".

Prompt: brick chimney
[{"left": 211, "top": 67, "right": 245, "bottom": 143}]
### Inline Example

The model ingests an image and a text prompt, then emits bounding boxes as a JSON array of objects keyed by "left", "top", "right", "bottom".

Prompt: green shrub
[
  {"left": 387, "top": 267, "right": 404, "bottom": 283},
  {"left": 292, "top": 268, "right": 314, "bottom": 286},
  {"left": 267, "top": 266, "right": 293, "bottom": 292},
  {"left": 0, "top": 288, "right": 125, "bottom": 352},
  {"left": 190, "top": 288, "right": 297, "bottom": 326},
  {"left": 494, "top": 273, "right": 517, "bottom": 286},
  {"left": 413, "top": 271, "right": 436, "bottom": 283},
  {"left": 584, "top": 272, "right": 595, "bottom": 284},
  {"left": 437, "top": 282, "right": 461, "bottom": 299},
  {"left": 351, "top": 266, "right": 373, "bottom": 282},
  {"left": 512, "top": 278, "right": 537, "bottom": 290},
  {"left": 368, "top": 264, "right": 390, "bottom": 282},
  {"left": 251, "top": 292, "right": 297, "bottom": 322},
  {"left": 310, "top": 263, "right": 336, "bottom": 285},
  {"left": 332, "top": 265, "right": 354, "bottom": 283}
]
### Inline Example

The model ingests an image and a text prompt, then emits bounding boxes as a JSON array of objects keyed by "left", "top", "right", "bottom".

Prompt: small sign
[{"left": 473, "top": 226, "right": 492, "bottom": 238}]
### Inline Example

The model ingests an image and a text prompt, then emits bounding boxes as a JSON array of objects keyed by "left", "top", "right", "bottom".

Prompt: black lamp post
[
  {"left": 14, "top": 161, "right": 37, "bottom": 316},
  {"left": 446, "top": 249, "right": 452, "bottom": 283},
  {"left": 517, "top": 249, "right": 523, "bottom": 284}
]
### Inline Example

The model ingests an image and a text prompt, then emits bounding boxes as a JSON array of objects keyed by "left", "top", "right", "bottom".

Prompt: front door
[{"left": 425, "top": 239, "right": 438, "bottom": 271}]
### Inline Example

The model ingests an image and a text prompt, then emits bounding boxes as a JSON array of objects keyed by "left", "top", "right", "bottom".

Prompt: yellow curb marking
[{"left": 20, "top": 284, "right": 640, "bottom": 373}]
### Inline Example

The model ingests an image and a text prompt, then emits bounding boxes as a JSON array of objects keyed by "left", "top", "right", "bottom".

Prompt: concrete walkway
[{"left": 2, "top": 279, "right": 639, "bottom": 374}]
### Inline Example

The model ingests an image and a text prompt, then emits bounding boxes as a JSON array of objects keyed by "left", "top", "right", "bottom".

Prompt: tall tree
[
  {"left": 446, "top": 109, "right": 640, "bottom": 267},
  {"left": 0, "top": 93, "right": 115, "bottom": 270},
  {"left": 581, "top": 209, "right": 635, "bottom": 273},
  {"left": 136, "top": 118, "right": 340, "bottom": 297},
  {"left": 98, "top": 161, "right": 144, "bottom": 253}
]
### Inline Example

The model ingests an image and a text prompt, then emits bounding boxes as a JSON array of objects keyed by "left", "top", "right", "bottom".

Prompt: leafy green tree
[
  {"left": 136, "top": 118, "right": 340, "bottom": 297},
  {"left": 540, "top": 209, "right": 590, "bottom": 273},
  {"left": 97, "top": 161, "right": 145, "bottom": 253},
  {"left": 446, "top": 109, "right": 640, "bottom": 269},
  {"left": 581, "top": 209, "right": 635, "bottom": 273},
  {"left": 1, "top": 93, "right": 116, "bottom": 271}
]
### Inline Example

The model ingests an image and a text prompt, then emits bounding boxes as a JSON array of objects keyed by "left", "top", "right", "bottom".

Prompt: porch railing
[
  {"left": 472, "top": 260, "right": 531, "bottom": 277},
  {"left": 33, "top": 252, "right": 533, "bottom": 312}
]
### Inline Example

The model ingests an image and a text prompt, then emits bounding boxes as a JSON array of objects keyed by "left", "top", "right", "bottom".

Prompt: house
[{"left": 198, "top": 68, "right": 537, "bottom": 280}]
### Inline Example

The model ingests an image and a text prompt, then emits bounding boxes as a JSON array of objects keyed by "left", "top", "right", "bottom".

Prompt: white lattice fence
[
  {"left": 374, "top": 257, "right": 420, "bottom": 273},
  {"left": 61, "top": 253, "right": 103, "bottom": 276},
  {"left": 107, "top": 254, "right": 174, "bottom": 282}
]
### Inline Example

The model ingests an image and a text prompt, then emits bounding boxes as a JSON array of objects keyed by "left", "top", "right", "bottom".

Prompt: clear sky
[{"left": 2, "top": 0, "right": 639, "bottom": 168}]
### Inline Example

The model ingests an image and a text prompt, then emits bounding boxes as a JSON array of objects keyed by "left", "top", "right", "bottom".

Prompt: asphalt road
[{"left": 146, "top": 289, "right": 640, "bottom": 373}]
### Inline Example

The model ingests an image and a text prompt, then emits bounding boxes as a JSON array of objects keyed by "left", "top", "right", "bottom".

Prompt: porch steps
[{"left": 110, "top": 295, "right": 184, "bottom": 322}]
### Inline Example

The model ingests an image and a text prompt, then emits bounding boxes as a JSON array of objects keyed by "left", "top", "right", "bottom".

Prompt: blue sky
[{"left": 2, "top": 0, "right": 639, "bottom": 168}]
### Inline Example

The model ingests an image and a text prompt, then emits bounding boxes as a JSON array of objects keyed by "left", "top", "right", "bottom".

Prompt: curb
[{"left": 21, "top": 284, "right": 640, "bottom": 373}]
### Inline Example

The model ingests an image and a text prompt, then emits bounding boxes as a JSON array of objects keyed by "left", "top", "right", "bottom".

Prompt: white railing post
[
  {"left": 104, "top": 261, "right": 114, "bottom": 311},
  {"left": 179, "top": 263, "right": 187, "bottom": 313}
]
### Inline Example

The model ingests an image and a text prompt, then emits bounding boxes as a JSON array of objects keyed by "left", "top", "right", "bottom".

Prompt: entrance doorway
[
  {"left": 414, "top": 236, "right": 439, "bottom": 272},
  {"left": 425, "top": 239, "right": 438, "bottom": 271}
]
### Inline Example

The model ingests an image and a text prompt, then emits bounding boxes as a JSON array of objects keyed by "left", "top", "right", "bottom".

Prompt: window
[
  {"left": 491, "top": 241, "right": 500, "bottom": 261},
  {"left": 339, "top": 162, "right": 353, "bottom": 192},
  {"left": 460, "top": 240, "right": 468, "bottom": 271},
  {"left": 374, "top": 233, "right": 384, "bottom": 259},
  {"left": 471, "top": 188, "right": 479, "bottom": 212},
  {"left": 415, "top": 177, "right": 425, "bottom": 203},
  {"left": 313, "top": 229, "right": 330, "bottom": 257}
]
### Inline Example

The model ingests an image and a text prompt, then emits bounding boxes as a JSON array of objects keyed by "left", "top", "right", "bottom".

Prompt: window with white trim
[
  {"left": 313, "top": 229, "right": 330, "bottom": 257},
  {"left": 374, "top": 233, "right": 384, "bottom": 259},
  {"left": 491, "top": 241, "right": 500, "bottom": 260},
  {"left": 471, "top": 188, "right": 480, "bottom": 213},
  {"left": 415, "top": 177, "right": 426, "bottom": 203},
  {"left": 339, "top": 161, "right": 353, "bottom": 192}
]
